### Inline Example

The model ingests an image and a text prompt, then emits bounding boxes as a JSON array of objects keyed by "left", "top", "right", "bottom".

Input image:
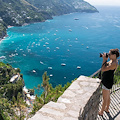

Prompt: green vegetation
[
  {"left": 0, "top": 62, "right": 25, "bottom": 119},
  {"left": 0, "top": 0, "right": 98, "bottom": 39},
  {"left": 30, "top": 71, "right": 75, "bottom": 115},
  {"left": 0, "top": 62, "right": 75, "bottom": 119},
  {"left": 0, "top": 61, "right": 120, "bottom": 119},
  {"left": 26, "top": 0, "right": 98, "bottom": 16},
  {"left": 114, "top": 63, "right": 120, "bottom": 84},
  {"left": 0, "top": 20, "right": 7, "bottom": 39}
]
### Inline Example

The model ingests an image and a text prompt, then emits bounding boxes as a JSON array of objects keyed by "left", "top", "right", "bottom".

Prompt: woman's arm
[
  {"left": 101, "top": 53, "right": 117, "bottom": 72},
  {"left": 101, "top": 62, "right": 117, "bottom": 72}
]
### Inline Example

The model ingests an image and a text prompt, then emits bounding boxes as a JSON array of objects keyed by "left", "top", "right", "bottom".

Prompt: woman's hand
[{"left": 102, "top": 53, "right": 108, "bottom": 61}]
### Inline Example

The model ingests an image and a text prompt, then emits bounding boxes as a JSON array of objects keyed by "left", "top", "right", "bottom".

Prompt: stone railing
[{"left": 29, "top": 75, "right": 101, "bottom": 120}]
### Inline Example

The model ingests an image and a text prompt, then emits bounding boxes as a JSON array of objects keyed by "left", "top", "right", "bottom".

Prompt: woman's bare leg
[
  {"left": 99, "top": 89, "right": 110, "bottom": 115},
  {"left": 105, "top": 90, "right": 110, "bottom": 112}
]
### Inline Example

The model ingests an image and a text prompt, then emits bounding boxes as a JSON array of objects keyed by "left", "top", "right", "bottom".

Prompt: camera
[{"left": 100, "top": 53, "right": 108, "bottom": 58}]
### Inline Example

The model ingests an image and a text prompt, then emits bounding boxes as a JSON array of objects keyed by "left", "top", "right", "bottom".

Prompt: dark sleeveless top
[{"left": 101, "top": 69, "right": 115, "bottom": 89}]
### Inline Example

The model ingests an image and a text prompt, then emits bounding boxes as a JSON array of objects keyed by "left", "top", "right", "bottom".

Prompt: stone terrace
[{"left": 29, "top": 75, "right": 101, "bottom": 120}]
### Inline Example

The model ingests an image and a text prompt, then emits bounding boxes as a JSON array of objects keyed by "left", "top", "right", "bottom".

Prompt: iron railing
[{"left": 90, "top": 59, "right": 120, "bottom": 93}]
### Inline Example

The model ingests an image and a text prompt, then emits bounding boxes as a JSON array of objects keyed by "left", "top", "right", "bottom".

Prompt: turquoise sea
[{"left": 0, "top": 6, "right": 120, "bottom": 92}]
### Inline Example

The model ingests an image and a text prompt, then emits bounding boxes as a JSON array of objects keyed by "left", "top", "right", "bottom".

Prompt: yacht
[
  {"left": 61, "top": 63, "right": 66, "bottom": 66},
  {"left": 40, "top": 61, "right": 44, "bottom": 64},
  {"left": 74, "top": 18, "right": 79, "bottom": 20},
  {"left": 56, "top": 47, "right": 59, "bottom": 49},
  {"left": 48, "top": 67, "right": 52, "bottom": 70},
  {"left": 69, "top": 29, "right": 72, "bottom": 32},
  {"left": 32, "top": 70, "right": 36, "bottom": 73},
  {"left": 0, "top": 56, "right": 5, "bottom": 59},
  {"left": 77, "top": 66, "right": 81, "bottom": 69},
  {"left": 50, "top": 74, "right": 53, "bottom": 77}
]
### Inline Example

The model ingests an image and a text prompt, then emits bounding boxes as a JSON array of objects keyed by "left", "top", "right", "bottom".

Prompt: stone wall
[{"left": 29, "top": 75, "right": 101, "bottom": 120}]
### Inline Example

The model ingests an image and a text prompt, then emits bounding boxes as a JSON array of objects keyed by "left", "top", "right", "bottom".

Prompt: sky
[{"left": 84, "top": 0, "right": 120, "bottom": 6}]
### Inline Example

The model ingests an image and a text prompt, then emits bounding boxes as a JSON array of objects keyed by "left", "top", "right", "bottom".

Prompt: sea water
[{"left": 0, "top": 6, "right": 120, "bottom": 92}]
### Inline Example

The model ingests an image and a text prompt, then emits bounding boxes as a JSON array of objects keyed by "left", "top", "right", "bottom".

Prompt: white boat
[
  {"left": 46, "top": 47, "right": 50, "bottom": 49},
  {"left": 56, "top": 47, "right": 59, "bottom": 49},
  {"left": 86, "top": 46, "right": 89, "bottom": 49},
  {"left": 74, "top": 18, "right": 79, "bottom": 20},
  {"left": 32, "top": 70, "right": 36, "bottom": 73},
  {"left": 75, "top": 38, "right": 78, "bottom": 40},
  {"left": 40, "top": 61, "right": 44, "bottom": 64},
  {"left": 61, "top": 63, "right": 66, "bottom": 66},
  {"left": 69, "top": 29, "right": 72, "bottom": 32},
  {"left": 45, "top": 42, "right": 49, "bottom": 45},
  {"left": 77, "top": 66, "right": 81, "bottom": 69},
  {"left": 23, "top": 54, "right": 26, "bottom": 56},
  {"left": 50, "top": 74, "right": 53, "bottom": 77},
  {"left": 48, "top": 66, "right": 52, "bottom": 69},
  {"left": 0, "top": 56, "right": 5, "bottom": 59}
]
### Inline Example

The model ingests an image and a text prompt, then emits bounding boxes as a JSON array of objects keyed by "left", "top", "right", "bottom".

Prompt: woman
[{"left": 99, "top": 48, "right": 119, "bottom": 116}]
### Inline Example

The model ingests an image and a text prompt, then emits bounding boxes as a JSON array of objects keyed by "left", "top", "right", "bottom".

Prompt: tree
[
  {"left": 14, "top": 92, "right": 26, "bottom": 120},
  {"left": 41, "top": 71, "right": 50, "bottom": 104},
  {"left": 34, "top": 84, "right": 40, "bottom": 97}
]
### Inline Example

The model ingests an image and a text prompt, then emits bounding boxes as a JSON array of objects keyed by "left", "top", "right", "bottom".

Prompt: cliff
[
  {"left": 0, "top": 0, "right": 98, "bottom": 39},
  {"left": 26, "top": 0, "right": 98, "bottom": 16}
]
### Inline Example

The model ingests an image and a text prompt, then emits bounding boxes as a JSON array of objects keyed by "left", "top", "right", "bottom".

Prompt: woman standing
[{"left": 99, "top": 48, "right": 119, "bottom": 116}]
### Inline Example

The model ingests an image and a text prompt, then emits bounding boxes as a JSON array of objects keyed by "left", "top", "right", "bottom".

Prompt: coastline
[
  {"left": 0, "top": 26, "right": 14, "bottom": 43},
  {"left": 0, "top": 34, "right": 8, "bottom": 43}
]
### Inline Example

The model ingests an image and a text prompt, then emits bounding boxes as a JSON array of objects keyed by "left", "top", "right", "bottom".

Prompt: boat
[
  {"left": 50, "top": 74, "right": 53, "bottom": 77},
  {"left": 45, "top": 42, "right": 49, "bottom": 45},
  {"left": 0, "top": 56, "right": 5, "bottom": 59},
  {"left": 23, "top": 54, "right": 26, "bottom": 56},
  {"left": 61, "top": 63, "right": 66, "bottom": 66},
  {"left": 86, "top": 46, "right": 89, "bottom": 49},
  {"left": 56, "top": 47, "right": 59, "bottom": 49},
  {"left": 40, "top": 61, "right": 44, "bottom": 64},
  {"left": 46, "top": 47, "right": 50, "bottom": 49},
  {"left": 77, "top": 66, "right": 81, "bottom": 69},
  {"left": 69, "top": 29, "right": 72, "bottom": 32},
  {"left": 48, "top": 67, "right": 52, "bottom": 70},
  {"left": 32, "top": 70, "right": 36, "bottom": 73},
  {"left": 74, "top": 18, "right": 79, "bottom": 20}
]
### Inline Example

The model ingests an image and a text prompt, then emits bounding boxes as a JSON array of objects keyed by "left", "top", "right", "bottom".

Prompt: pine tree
[{"left": 41, "top": 71, "right": 50, "bottom": 104}]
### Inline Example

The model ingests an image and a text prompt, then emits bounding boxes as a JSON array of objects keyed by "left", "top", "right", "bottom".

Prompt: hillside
[
  {"left": 0, "top": 20, "right": 7, "bottom": 40},
  {"left": 0, "top": 0, "right": 98, "bottom": 39},
  {"left": 26, "top": 0, "right": 98, "bottom": 16},
  {"left": 0, "top": 62, "right": 25, "bottom": 119},
  {"left": 0, "top": 0, "right": 52, "bottom": 26}
]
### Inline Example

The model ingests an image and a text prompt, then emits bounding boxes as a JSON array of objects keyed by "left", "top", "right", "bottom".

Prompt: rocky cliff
[{"left": 0, "top": 0, "right": 98, "bottom": 39}]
